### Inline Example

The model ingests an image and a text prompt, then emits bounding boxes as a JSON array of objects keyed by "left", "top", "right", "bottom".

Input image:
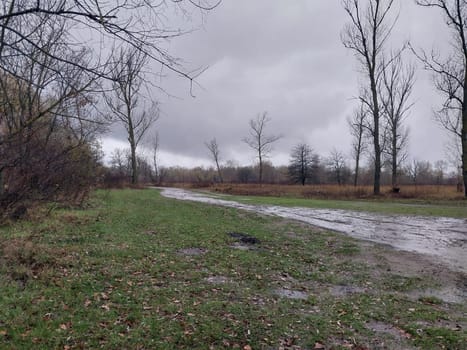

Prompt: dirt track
[{"left": 159, "top": 187, "right": 467, "bottom": 274}]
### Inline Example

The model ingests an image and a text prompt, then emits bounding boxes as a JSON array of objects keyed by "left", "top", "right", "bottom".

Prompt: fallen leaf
[
  {"left": 0, "top": 330, "right": 7, "bottom": 336},
  {"left": 84, "top": 299, "right": 92, "bottom": 307},
  {"left": 397, "top": 327, "right": 412, "bottom": 339},
  {"left": 314, "top": 342, "right": 325, "bottom": 349}
]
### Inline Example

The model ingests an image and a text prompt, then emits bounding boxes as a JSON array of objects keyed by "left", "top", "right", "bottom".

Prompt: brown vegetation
[{"left": 205, "top": 183, "right": 465, "bottom": 201}]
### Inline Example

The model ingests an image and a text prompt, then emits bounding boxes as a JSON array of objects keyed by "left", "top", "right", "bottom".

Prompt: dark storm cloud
[{"left": 103, "top": 0, "right": 452, "bottom": 167}]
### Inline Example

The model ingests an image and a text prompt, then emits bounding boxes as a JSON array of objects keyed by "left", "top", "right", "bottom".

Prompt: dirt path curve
[{"left": 159, "top": 187, "right": 467, "bottom": 273}]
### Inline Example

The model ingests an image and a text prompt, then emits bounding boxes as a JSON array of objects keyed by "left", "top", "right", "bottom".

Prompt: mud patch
[
  {"left": 274, "top": 288, "right": 309, "bottom": 300},
  {"left": 407, "top": 287, "right": 467, "bottom": 304},
  {"left": 285, "top": 231, "right": 303, "bottom": 240},
  {"left": 365, "top": 321, "right": 411, "bottom": 340},
  {"left": 177, "top": 248, "right": 207, "bottom": 256},
  {"left": 204, "top": 276, "right": 229, "bottom": 284},
  {"left": 330, "top": 285, "right": 368, "bottom": 297},
  {"left": 414, "top": 320, "right": 464, "bottom": 331},
  {"left": 229, "top": 243, "right": 257, "bottom": 251},
  {"left": 228, "top": 232, "right": 260, "bottom": 244}
]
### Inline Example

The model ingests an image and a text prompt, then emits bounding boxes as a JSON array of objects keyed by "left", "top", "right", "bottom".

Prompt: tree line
[{"left": 105, "top": 140, "right": 459, "bottom": 189}]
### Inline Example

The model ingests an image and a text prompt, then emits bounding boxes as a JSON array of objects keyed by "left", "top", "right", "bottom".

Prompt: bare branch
[{"left": 242, "top": 112, "right": 282, "bottom": 184}]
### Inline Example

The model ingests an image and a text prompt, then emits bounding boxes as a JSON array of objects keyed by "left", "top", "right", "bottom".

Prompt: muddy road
[{"left": 159, "top": 188, "right": 467, "bottom": 274}]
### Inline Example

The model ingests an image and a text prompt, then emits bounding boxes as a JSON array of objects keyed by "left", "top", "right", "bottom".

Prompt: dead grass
[
  {"left": 206, "top": 184, "right": 465, "bottom": 201},
  {"left": 0, "top": 237, "right": 66, "bottom": 287}
]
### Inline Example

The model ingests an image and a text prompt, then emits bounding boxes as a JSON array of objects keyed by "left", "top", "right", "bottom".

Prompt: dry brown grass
[
  {"left": 205, "top": 184, "right": 465, "bottom": 201},
  {"left": 0, "top": 236, "right": 66, "bottom": 287}
]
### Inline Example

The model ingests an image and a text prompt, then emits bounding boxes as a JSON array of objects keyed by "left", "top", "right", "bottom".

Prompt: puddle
[
  {"left": 408, "top": 287, "right": 467, "bottom": 304},
  {"left": 274, "top": 288, "right": 309, "bottom": 300},
  {"left": 159, "top": 188, "right": 467, "bottom": 274},
  {"left": 177, "top": 248, "right": 207, "bottom": 256},
  {"left": 229, "top": 243, "right": 256, "bottom": 251}
]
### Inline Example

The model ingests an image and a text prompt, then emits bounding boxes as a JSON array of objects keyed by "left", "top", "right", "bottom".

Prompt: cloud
[{"left": 102, "top": 0, "right": 454, "bottom": 168}]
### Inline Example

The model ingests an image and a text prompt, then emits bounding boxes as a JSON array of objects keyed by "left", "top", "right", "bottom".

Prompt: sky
[{"left": 101, "top": 0, "right": 454, "bottom": 169}]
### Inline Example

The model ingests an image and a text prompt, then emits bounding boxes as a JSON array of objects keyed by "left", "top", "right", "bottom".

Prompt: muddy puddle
[{"left": 158, "top": 188, "right": 467, "bottom": 274}]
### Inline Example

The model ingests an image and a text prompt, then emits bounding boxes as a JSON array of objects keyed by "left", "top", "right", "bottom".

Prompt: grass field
[
  {"left": 0, "top": 189, "right": 465, "bottom": 349},
  {"left": 200, "top": 184, "right": 467, "bottom": 218},
  {"left": 204, "top": 184, "right": 465, "bottom": 201}
]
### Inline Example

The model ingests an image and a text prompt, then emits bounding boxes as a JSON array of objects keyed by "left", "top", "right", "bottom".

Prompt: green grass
[
  {"left": 202, "top": 191, "right": 467, "bottom": 218},
  {"left": 0, "top": 189, "right": 465, "bottom": 349}
]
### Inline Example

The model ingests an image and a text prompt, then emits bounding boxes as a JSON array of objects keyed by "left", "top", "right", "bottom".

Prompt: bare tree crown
[{"left": 243, "top": 112, "right": 281, "bottom": 156}]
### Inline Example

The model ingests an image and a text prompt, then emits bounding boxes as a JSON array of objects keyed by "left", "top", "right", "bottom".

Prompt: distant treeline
[{"left": 102, "top": 149, "right": 461, "bottom": 188}]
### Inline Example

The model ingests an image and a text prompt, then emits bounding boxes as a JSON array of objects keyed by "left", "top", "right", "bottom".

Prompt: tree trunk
[
  {"left": 463, "top": 69, "right": 467, "bottom": 197},
  {"left": 215, "top": 161, "right": 223, "bottom": 183},
  {"left": 392, "top": 136, "right": 398, "bottom": 188},
  {"left": 258, "top": 152, "right": 263, "bottom": 184},
  {"left": 354, "top": 152, "right": 360, "bottom": 187},
  {"left": 128, "top": 126, "right": 138, "bottom": 185},
  {"left": 0, "top": 169, "right": 3, "bottom": 197},
  {"left": 371, "top": 78, "right": 381, "bottom": 195},
  {"left": 301, "top": 161, "right": 306, "bottom": 186}
]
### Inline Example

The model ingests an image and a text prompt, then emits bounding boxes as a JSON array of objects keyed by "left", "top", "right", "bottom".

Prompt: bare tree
[
  {"left": 0, "top": 1, "right": 220, "bottom": 86},
  {"left": 105, "top": 47, "right": 159, "bottom": 184},
  {"left": 288, "top": 143, "right": 315, "bottom": 186},
  {"left": 405, "top": 159, "right": 432, "bottom": 186},
  {"left": 434, "top": 159, "right": 447, "bottom": 185},
  {"left": 110, "top": 148, "right": 131, "bottom": 179},
  {"left": 243, "top": 112, "right": 281, "bottom": 184},
  {"left": 0, "top": 14, "right": 103, "bottom": 214},
  {"left": 414, "top": 0, "right": 467, "bottom": 197},
  {"left": 348, "top": 104, "right": 368, "bottom": 186},
  {"left": 341, "top": 0, "right": 397, "bottom": 194},
  {"left": 151, "top": 132, "right": 162, "bottom": 185},
  {"left": 328, "top": 149, "right": 348, "bottom": 185},
  {"left": 205, "top": 137, "right": 223, "bottom": 183},
  {"left": 380, "top": 51, "right": 415, "bottom": 188}
]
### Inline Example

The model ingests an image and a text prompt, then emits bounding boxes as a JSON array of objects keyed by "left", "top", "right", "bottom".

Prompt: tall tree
[
  {"left": 205, "top": 137, "right": 224, "bottom": 183},
  {"left": 105, "top": 47, "right": 159, "bottom": 184},
  {"left": 341, "top": 0, "right": 397, "bottom": 195},
  {"left": 415, "top": 0, "right": 467, "bottom": 197},
  {"left": 380, "top": 51, "right": 415, "bottom": 188},
  {"left": 288, "top": 143, "right": 315, "bottom": 186},
  {"left": 151, "top": 132, "right": 162, "bottom": 185},
  {"left": 243, "top": 112, "right": 281, "bottom": 184},
  {"left": 348, "top": 104, "right": 368, "bottom": 186}
]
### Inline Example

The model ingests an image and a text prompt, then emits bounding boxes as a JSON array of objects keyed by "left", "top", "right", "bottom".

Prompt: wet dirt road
[{"left": 159, "top": 188, "right": 467, "bottom": 273}]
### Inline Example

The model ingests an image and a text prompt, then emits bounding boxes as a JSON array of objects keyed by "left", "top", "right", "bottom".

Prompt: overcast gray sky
[{"left": 101, "top": 0, "right": 453, "bottom": 169}]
